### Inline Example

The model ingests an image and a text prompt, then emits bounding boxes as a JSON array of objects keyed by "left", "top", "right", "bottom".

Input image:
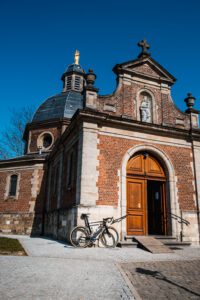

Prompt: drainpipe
[
  {"left": 190, "top": 125, "right": 200, "bottom": 245},
  {"left": 184, "top": 93, "right": 200, "bottom": 244}
]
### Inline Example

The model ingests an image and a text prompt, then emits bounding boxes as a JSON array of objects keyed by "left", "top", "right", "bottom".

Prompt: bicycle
[
  {"left": 70, "top": 214, "right": 119, "bottom": 248},
  {"left": 70, "top": 214, "right": 128, "bottom": 248}
]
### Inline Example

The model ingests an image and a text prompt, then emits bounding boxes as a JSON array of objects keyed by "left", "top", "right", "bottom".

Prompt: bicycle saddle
[{"left": 81, "top": 213, "right": 90, "bottom": 219}]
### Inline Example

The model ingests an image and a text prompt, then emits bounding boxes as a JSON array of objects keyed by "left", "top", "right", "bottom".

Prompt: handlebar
[
  {"left": 103, "top": 215, "right": 128, "bottom": 225},
  {"left": 103, "top": 217, "right": 113, "bottom": 224}
]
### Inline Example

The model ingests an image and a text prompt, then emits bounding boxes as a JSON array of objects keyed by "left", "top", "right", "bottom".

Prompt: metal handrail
[
  {"left": 111, "top": 214, "right": 127, "bottom": 224},
  {"left": 167, "top": 212, "right": 190, "bottom": 226}
]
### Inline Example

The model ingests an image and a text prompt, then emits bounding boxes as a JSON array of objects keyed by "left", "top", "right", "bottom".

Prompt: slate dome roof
[
  {"left": 65, "top": 63, "right": 84, "bottom": 73},
  {"left": 32, "top": 91, "right": 83, "bottom": 123}
]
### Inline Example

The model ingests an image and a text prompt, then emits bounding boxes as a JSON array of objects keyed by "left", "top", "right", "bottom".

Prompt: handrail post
[{"left": 180, "top": 210, "right": 183, "bottom": 242}]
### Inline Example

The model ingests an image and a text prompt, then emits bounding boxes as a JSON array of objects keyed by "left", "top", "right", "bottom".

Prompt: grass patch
[{"left": 0, "top": 237, "right": 27, "bottom": 255}]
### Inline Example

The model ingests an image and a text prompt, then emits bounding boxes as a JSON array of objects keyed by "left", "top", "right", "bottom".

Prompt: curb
[{"left": 116, "top": 263, "right": 142, "bottom": 300}]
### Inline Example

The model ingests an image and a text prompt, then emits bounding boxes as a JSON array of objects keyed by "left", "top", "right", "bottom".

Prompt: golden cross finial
[{"left": 74, "top": 50, "right": 80, "bottom": 64}]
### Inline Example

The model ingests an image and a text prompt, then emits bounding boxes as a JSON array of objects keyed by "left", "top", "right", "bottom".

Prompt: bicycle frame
[{"left": 81, "top": 214, "right": 113, "bottom": 242}]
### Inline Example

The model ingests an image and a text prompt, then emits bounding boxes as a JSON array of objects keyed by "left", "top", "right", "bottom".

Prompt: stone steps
[
  {"left": 154, "top": 236, "right": 191, "bottom": 249},
  {"left": 117, "top": 241, "right": 138, "bottom": 248},
  {"left": 118, "top": 235, "right": 191, "bottom": 250}
]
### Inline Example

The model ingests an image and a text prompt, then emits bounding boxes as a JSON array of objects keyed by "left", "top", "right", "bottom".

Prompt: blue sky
[{"left": 0, "top": 0, "right": 200, "bottom": 130}]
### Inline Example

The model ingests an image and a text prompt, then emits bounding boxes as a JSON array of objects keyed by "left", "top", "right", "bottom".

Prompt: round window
[{"left": 43, "top": 133, "right": 53, "bottom": 148}]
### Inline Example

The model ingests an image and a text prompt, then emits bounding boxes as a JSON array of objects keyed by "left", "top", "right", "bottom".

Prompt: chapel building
[{"left": 0, "top": 41, "right": 200, "bottom": 245}]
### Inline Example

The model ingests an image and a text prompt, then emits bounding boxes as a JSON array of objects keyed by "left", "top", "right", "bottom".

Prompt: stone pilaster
[{"left": 77, "top": 122, "right": 99, "bottom": 206}]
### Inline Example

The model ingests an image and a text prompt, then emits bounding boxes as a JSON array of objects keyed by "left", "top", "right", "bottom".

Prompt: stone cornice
[
  {"left": 23, "top": 118, "right": 71, "bottom": 141},
  {"left": 0, "top": 154, "right": 47, "bottom": 168},
  {"left": 77, "top": 109, "right": 200, "bottom": 141},
  {"left": 47, "top": 108, "right": 200, "bottom": 160}
]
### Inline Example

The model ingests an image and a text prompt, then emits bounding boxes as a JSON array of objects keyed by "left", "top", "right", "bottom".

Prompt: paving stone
[{"left": 120, "top": 260, "right": 200, "bottom": 299}]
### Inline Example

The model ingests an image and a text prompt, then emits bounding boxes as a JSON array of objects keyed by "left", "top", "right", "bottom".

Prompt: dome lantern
[{"left": 61, "top": 50, "right": 85, "bottom": 93}]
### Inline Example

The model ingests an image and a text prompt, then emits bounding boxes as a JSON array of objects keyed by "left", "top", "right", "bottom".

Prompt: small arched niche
[{"left": 139, "top": 91, "right": 153, "bottom": 123}]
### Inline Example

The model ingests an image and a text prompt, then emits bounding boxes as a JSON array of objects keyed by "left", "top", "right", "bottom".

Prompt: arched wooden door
[{"left": 126, "top": 153, "right": 167, "bottom": 236}]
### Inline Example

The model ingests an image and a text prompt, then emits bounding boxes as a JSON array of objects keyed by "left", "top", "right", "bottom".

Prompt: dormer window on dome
[{"left": 62, "top": 50, "right": 85, "bottom": 93}]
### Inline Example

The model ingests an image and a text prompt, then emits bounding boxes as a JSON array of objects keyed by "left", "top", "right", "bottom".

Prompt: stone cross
[{"left": 137, "top": 39, "right": 150, "bottom": 56}]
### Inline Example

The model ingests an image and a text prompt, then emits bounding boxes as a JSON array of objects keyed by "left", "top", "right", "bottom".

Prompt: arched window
[{"left": 9, "top": 174, "right": 18, "bottom": 197}]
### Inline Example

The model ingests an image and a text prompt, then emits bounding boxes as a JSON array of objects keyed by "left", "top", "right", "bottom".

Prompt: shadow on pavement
[{"left": 136, "top": 267, "right": 200, "bottom": 298}]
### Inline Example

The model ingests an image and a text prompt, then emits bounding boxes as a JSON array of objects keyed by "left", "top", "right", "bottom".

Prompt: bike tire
[
  {"left": 100, "top": 230, "right": 115, "bottom": 248},
  {"left": 70, "top": 226, "right": 90, "bottom": 248},
  {"left": 107, "top": 226, "right": 119, "bottom": 246}
]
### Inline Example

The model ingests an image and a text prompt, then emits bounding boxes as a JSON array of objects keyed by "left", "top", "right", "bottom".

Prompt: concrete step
[
  {"left": 117, "top": 241, "right": 138, "bottom": 248},
  {"left": 153, "top": 235, "right": 177, "bottom": 240},
  {"left": 162, "top": 241, "right": 191, "bottom": 247},
  {"left": 124, "top": 236, "right": 136, "bottom": 241},
  {"left": 154, "top": 236, "right": 191, "bottom": 249},
  {"left": 124, "top": 235, "right": 191, "bottom": 251}
]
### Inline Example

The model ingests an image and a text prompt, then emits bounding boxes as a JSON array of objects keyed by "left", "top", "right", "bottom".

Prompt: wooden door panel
[
  {"left": 126, "top": 153, "right": 166, "bottom": 236},
  {"left": 127, "top": 154, "right": 144, "bottom": 175},
  {"left": 127, "top": 178, "right": 146, "bottom": 235},
  {"left": 146, "top": 156, "right": 165, "bottom": 177},
  {"left": 127, "top": 214, "right": 145, "bottom": 234},
  {"left": 127, "top": 154, "right": 165, "bottom": 178},
  {"left": 127, "top": 181, "right": 144, "bottom": 210}
]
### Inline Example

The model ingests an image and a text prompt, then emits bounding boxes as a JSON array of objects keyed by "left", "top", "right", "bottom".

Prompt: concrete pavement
[{"left": 0, "top": 235, "right": 200, "bottom": 299}]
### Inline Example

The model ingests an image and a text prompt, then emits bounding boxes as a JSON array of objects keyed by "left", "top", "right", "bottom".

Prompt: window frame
[{"left": 4, "top": 172, "right": 20, "bottom": 200}]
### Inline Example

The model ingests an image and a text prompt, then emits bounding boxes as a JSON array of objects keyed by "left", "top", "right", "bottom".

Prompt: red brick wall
[
  {"left": 0, "top": 166, "right": 46, "bottom": 234},
  {"left": 29, "top": 127, "right": 61, "bottom": 153},
  {"left": 0, "top": 170, "right": 33, "bottom": 212},
  {"left": 97, "top": 82, "right": 190, "bottom": 129},
  {"left": 0, "top": 168, "right": 45, "bottom": 213},
  {"left": 97, "top": 134, "right": 195, "bottom": 211}
]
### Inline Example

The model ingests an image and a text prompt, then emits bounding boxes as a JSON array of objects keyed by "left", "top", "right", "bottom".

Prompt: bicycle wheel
[
  {"left": 100, "top": 230, "right": 115, "bottom": 248},
  {"left": 70, "top": 226, "right": 90, "bottom": 248},
  {"left": 107, "top": 226, "right": 119, "bottom": 246}
]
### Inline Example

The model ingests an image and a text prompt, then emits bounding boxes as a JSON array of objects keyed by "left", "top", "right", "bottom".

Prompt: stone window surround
[
  {"left": 37, "top": 131, "right": 54, "bottom": 151},
  {"left": 4, "top": 172, "right": 21, "bottom": 200}
]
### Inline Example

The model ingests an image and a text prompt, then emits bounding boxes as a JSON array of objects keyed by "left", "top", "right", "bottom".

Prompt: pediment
[
  {"left": 113, "top": 57, "right": 176, "bottom": 85},
  {"left": 127, "top": 62, "right": 160, "bottom": 78}
]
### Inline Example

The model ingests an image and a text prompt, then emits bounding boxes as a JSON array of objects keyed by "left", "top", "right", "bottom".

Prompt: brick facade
[
  {"left": 0, "top": 45, "right": 199, "bottom": 244},
  {"left": 97, "top": 83, "right": 190, "bottom": 130},
  {"left": 0, "top": 162, "right": 46, "bottom": 235},
  {"left": 29, "top": 127, "right": 61, "bottom": 153},
  {"left": 97, "top": 134, "right": 195, "bottom": 211}
]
